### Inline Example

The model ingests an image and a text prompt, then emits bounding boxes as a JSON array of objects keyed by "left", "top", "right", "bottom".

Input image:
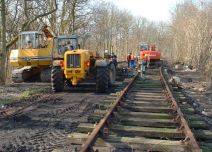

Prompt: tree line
[{"left": 0, "top": 0, "right": 211, "bottom": 87}]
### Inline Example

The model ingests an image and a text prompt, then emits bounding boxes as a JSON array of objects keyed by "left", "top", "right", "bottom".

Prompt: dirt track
[{"left": 0, "top": 83, "right": 118, "bottom": 151}]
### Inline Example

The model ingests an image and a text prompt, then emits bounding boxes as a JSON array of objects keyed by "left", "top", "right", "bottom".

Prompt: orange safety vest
[{"left": 130, "top": 54, "right": 134, "bottom": 60}]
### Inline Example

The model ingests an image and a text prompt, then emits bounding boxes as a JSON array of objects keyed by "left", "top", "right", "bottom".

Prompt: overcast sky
[{"left": 106, "top": 0, "right": 184, "bottom": 22}]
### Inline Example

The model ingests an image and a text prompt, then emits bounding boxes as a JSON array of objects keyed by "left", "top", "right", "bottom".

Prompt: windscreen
[
  {"left": 67, "top": 54, "right": 81, "bottom": 68},
  {"left": 140, "top": 44, "right": 149, "bottom": 51},
  {"left": 21, "top": 34, "right": 36, "bottom": 49},
  {"left": 58, "top": 38, "right": 78, "bottom": 55}
]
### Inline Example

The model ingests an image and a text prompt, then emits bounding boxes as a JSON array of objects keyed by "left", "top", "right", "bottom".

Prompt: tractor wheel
[
  {"left": 108, "top": 63, "right": 116, "bottom": 86},
  {"left": 51, "top": 66, "right": 64, "bottom": 92},
  {"left": 96, "top": 66, "right": 109, "bottom": 93},
  {"left": 41, "top": 68, "right": 51, "bottom": 82}
]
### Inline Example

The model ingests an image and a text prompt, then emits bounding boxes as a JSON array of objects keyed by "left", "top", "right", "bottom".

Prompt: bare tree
[
  {"left": 0, "top": 0, "right": 58, "bottom": 84},
  {"left": 0, "top": 0, "right": 6, "bottom": 84}
]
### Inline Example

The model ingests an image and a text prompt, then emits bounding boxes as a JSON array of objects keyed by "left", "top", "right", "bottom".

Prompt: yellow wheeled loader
[
  {"left": 51, "top": 35, "right": 116, "bottom": 93},
  {"left": 9, "top": 25, "right": 57, "bottom": 82}
]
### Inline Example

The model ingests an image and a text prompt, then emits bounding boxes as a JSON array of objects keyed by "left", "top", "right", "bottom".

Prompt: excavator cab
[
  {"left": 20, "top": 31, "right": 49, "bottom": 50},
  {"left": 140, "top": 43, "right": 149, "bottom": 51},
  {"left": 9, "top": 26, "right": 56, "bottom": 82}
]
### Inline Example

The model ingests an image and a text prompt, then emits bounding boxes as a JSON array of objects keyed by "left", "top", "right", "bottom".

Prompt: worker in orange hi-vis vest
[{"left": 129, "top": 52, "right": 135, "bottom": 68}]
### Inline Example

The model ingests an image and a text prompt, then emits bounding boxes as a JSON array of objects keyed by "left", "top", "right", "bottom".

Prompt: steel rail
[
  {"left": 79, "top": 67, "right": 201, "bottom": 152},
  {"left": 159, "top": 67, "right": 201, "bottom": 152},
  {"left": 79, "top": 73, "right": 138, "bottom": 152}
]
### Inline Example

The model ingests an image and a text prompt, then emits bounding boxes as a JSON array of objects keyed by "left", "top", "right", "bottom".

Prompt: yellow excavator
[
  {"left": 9, "top": 26, "right": 57, "bottom": 82},
  {"left": 51, "top": 35, "right": 116, "bottom": 93}
]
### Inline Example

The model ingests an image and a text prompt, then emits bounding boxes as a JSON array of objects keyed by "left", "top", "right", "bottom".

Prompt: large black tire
[
  {"left": 96, "top": 66, "right": 109, "bottom": 93},
  {"left": 51, "top": 66, "right": 64, "bottom": 92},
  {"left": 41, "top": 68, "right": 51, "bottom": 82},
  {"left": 108, "top": 63, "right": 116, "bottom": 86}
]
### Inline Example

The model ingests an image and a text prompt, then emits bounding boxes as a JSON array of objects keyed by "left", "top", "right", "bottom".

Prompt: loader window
[{"left": 58, "top": 38, "right": 78, "bottom": 55}]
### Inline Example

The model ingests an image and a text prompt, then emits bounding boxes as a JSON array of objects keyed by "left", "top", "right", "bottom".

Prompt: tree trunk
[
  {"left": 0, "top": 0, "right": 7, "bottom": 85},
  {"left": 71, "top": 0, "right": 77, "bottom": 34}
]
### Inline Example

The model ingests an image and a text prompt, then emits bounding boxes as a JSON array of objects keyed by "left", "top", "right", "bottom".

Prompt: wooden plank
[
  {"left": 134, "top": 92, "right": 164, "bottom": 96},
  {"left": 134, "top": 83, "right": 161, "bottom": 85},
  {"left": 76, "top": 123, "right": 96, "bottom": 133},
  {"left": 95, "top": 104, "right": 111, "bottom": 110},
  {"left": 133, "top": 87, "right": 162, "bottom": 90},
  {"left": 194, "top": 130, "right": 212, "bottom": 140},
  {"left": 200, "top": 143, "right": 212, "bottom": 152},
  {"left": 111, "top": 124, "right": 184, "bottom": 139},
  {"left": 189, "top": 121, "right": 209, "bottom": 129},
  {"left": 115, "top": 110, "right": 173, "bottom": 119},
  {"left": 106, "top": 96, "right": 118, "bottom": 100},
  {"left": 131, "top": 90, "right": 163, "bottom": 93},
  {"left": 100, "top": 99, "right": 115, "bottom": 103},
  {"left": 133, "top": 88, "right": 163, "bottom": 91},
  {"left": 68, "top": 133, "right": 186, "bottom": 152},
  {"left": 87, "top": 115, "right": 103, "bottom": 123},
  {"left": 136, "top": 81, "right": 161, "bottom": 84},
  {"left": 76, "top": 123, "right": 183, "bottom": 139},
  {"left": 124, "top": 100, "right": 169, "bottom": 106},
  {"left": 90, "top": 110, "right": 172, "bottom": 124},
  {"left": 120, "top": 105, "right": 173, "bottom": 113},
  {"left": 94, "top": 110, "right": 106, "bottom": 115},
  {"left": 114, "top": 116, "right": 177, "bottom": 128},
  {"left": 134, "top": 84, "right": 162, "bottom": 87},
  {"left": 134, "top": 94, "right": 165, "bottom": 98},
  {"left": 95, "top": 136, "right": 186, "bottom": 152},
  {"left": 185, "top": 115, "right": 203, "bottom": 121},
  {"left": 133, "top": 97, "right": 166, "bottom": 102},
  {"left": 180, "top": 107, "right": 195, "bottom": 114}
]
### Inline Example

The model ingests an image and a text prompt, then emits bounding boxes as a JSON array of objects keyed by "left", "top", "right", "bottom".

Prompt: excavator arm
[{"left": 41, "top": 25, "right": 55, "bottom": 38}]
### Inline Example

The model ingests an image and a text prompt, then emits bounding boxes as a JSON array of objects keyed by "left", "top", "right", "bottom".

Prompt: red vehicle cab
[{"left": 139, "top": 43, "right": 161, "bottom": 66}]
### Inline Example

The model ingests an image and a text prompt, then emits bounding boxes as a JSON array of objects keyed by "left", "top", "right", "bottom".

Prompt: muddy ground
[{"left": 0, "top": 82, "right": 121, "bottom": 151}]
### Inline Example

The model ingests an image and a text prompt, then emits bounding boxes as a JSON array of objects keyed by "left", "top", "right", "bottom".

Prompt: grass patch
[
  {"left": 0, "top": 86, "right": 50, "bottom": 107},
  {"left": 0, "top": 98, "right": 15, "bottom": 107},
  {"left": 18, "top": 88, "right": 44, "bottom": 100}
]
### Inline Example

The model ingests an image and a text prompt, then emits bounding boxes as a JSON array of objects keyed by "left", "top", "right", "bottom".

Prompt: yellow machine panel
[
  {"left": 9, "top": 26, "right": 56, "bottom": 82},
  {"left": 64, "top": 49, "right": 92, "bottom": 85}
]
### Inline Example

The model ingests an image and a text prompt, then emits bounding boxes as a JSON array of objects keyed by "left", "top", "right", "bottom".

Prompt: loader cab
[
  {"left": 140, "top": 43, "right": 149, "bottom": 51},
  {"left": 19, "top": 31, "right": 44, "bottom": 49},
  {"left": 57, "top": 35, "right": 80, "bottom": 55}
]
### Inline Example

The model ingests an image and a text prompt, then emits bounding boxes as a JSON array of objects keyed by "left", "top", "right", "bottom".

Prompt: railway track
[
  {"left": 1, "top": 65, "right": 211, "bottom": 151},
  {"left": 172, "top": 86, "right": 212, "bottom": 151},
  {"left": 65, "top": 68, "right": 202, "bottom": 152}
]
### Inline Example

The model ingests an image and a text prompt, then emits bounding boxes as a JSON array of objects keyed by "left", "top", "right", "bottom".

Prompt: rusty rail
[
  {"left": 159, "top": 67, "right": 201, "bottom": 152},
  {"left": 79, "top": 67, "right": 201, "bottom": 152},
  {"left": 80, "top": 73, "right": 138, "bottom": 152}
]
